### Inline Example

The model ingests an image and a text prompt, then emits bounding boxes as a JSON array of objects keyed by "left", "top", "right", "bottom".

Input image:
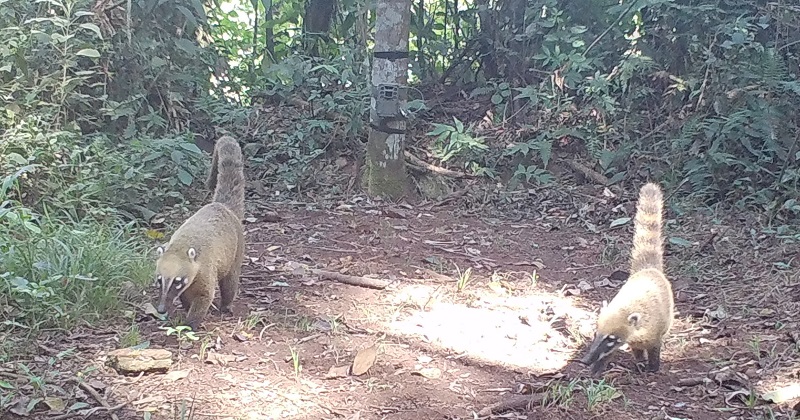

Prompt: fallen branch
[
  {"left": 48, "top": 400, "right": 130, "bottom": 420},
  {"left": 404, "top": 151, "right": 474, "bottom": 179},
  {"left": 477, "top": 393, "right": 545, "bottom": 416},
  {"left": 564, "top": 159, "right": 610, "bottom": 186},
  {"left": 77, "top": 379, "right": 120, "bottom": 420},
  {"left": 309, "top": 269, "right": 389, "bottom": 290}
]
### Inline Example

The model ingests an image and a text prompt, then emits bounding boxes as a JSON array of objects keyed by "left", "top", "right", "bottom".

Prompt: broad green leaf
[
  {"left": 6, "top": 152, "right": 27, "bottom": 165},
  {"left": 79, "top": 23, "right": 102, "bottom": 39},
  {"left": 151, "top": 56, "right": 167, "bottom": 68},
  {"left": 69, "top": 402, "right": 90, "bottom": 411},
  {"left": 668, "top": 237, "right": 693, "bottom": 247},
  {"left": 170, "top": 150, "right": 185, "bottom": 164},
  {"left": 177, "top": 169, "right": 193, "bottom": 186},
  {"left": 75, "top": 48, "right": 100, "bottom": 58},
  {"left": 609, "top": 217, "right": 631, "bottom": 228},
  {"left": 178, "top": 142, "right": 202, "bottom": 154}
]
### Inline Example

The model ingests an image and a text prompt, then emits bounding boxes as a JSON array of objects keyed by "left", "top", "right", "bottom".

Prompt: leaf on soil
[
  {"left": 163, "top": 369, "right": 190, "bottom": 382},
  {"left": 205, "top": 352, "right": 238, "bottom": 365},
  {"left": 669, "top": 237, "right": 693, "bottom": 247},
  {"left": 144, "top": 229, "right": 165, "bottom": 240},
  {"left": 577, "top": 280, "right": 593, "bottom": 291},
  {"left": 0, "top": 380, "right": 14, "bottom": 389},
  {"left": 325, "top": 365, "right": 351, "bottom": 379},
  {"left": 762, "top": 384, "right": 800, "bottom": 403},
  {"left": 351, "top": 345, "right": 378, "bottom": 376},
  {"left": 233, "top": 331, "right": 252, "bottom": 342},
  {"left": 487, "top": 281, "right": 507, "bottom": 294},
  {"left": 609, "top": 217, "right": 631, "bottom": 228},
  {"left": 43, "top": 396, "right": 65, "bottom": 412},
  {"left": 382, "top": 208, "right": 408, "bottom": 219},
  {"left": 69, "top": 402, "right": 90, "bottom": 411},
  {"left": 705, "top": 305, "right": 728, "bottom": 320},
  {"left": 143, "top": 303, "right": 166, "bottom": 321},
  {"left": 9, "top": 396, "right": 31, "bottom": 415},
  {"left": 411, "top": 367, "right": 442, "bottom": 379}
]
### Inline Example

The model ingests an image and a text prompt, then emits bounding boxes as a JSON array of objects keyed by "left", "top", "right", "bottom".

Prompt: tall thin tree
[{"left": 364, "top": 0, "right": 411, "bottom": 198}]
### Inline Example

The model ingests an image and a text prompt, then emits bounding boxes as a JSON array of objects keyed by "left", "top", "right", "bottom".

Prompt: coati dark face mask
[
  {"left": 154, "top": 274, "right": 192, "bottom": 314},
  {"left": 580, "top": 333, "right": 623, "bottom": 375},
  {"left": 154, "top": 246, "right": 197, "bottom": 314}
]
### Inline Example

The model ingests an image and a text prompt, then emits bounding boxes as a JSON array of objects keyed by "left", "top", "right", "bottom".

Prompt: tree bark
[{"left": 364, "top": 0, "right": 411, "bottom": 199}]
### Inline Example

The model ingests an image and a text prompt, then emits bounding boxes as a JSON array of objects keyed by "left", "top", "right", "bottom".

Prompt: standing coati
[
  {"left": 580, "top": 182, "right": 674, "bottom": 375},
  {"left": 153, "top": 135, "right": 245, "bottom": 331}
]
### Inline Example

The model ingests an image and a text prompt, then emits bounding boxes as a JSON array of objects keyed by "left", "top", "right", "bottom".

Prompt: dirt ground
[{"left": 7, "top": 182, "right": 800, "bottom": 420}]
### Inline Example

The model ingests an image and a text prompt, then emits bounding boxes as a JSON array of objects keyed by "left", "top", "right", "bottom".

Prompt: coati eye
[
  {"left": 174, "top": 277, "right": 183, "bottom": 289},
  {"left": 154, "top": 275, "right": 162, "bottom": 288}
]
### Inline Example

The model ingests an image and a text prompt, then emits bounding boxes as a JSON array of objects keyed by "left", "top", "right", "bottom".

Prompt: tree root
[
  {"left": 477, "top": 393, "right": 545, "bottom": 416},
  {"left": 404, "top": 151, "right": 475, "bottom": 179},
  {"left": 565, "top": 159, "right": 610, "bottom": 185},
  {"left": 309, "top": 269, "right": 389, "bottom": 290}
]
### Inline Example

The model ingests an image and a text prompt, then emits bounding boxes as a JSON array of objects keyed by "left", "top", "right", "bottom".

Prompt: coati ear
[
  {"left": 157, "top": 246, "right": 164, "bottom": 256},
  {"left": 627, "top": 312, "right": 641, "bottom": 327},
  {"left": 187, "top": 247, "right": 197, "bottom": 261}
]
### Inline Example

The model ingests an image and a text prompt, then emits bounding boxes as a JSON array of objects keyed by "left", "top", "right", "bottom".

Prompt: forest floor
[{"left": 8, "top": 180, "right": 800, "bottom": 420}]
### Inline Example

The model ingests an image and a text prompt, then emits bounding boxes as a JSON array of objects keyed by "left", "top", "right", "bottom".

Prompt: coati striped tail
[
  {"left": 206, "top": 135, "right": 245, "bottom": 220},
  {"left": 629, "top": 183, "right": 664, "bottom": 274}
]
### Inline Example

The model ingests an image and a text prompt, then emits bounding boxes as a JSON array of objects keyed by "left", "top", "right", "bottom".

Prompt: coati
[
  {"left": 153, "top": 135, "right": 245, "bottom": 331},
  {"left": 580, "top": 182, "right": 674, "bottom": 375}
]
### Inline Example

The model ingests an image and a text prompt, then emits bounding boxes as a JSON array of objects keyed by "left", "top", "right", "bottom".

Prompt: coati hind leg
[
  {"left": 219, "top": 236, "right": 244, "bottom": 315},
  {"left": 218, "top": 271, "right": 239, "bottom": 315}
]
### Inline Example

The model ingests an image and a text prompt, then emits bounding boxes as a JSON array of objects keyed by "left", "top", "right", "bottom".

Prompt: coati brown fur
[
  {"left": 580, "top": 182, "right": 674, "bottom": 375},
  {"left": 153, "top": 135, "right": 245, "bottom": 331}
]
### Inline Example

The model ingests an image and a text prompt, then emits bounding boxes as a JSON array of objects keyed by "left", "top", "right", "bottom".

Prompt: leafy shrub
[
  {"left": 1, "top": 122, "right": 207, "bottom": 222},
  {"left": 1, "top": 170, "right": 152, "bottom": 332}
]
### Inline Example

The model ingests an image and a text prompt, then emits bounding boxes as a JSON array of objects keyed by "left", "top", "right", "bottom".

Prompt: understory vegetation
[{"left": 0, "top": 0, "right": 799, "bottom": 415}]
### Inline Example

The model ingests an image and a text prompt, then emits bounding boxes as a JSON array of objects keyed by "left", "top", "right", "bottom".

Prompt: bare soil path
[{"left": 9, "top": 186, "right": 800, "bottom": 420}]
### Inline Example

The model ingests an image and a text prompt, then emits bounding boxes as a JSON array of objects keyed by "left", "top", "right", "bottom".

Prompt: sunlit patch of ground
[{"left": 384, "top": 283, "right": 596, "bottom": 373}]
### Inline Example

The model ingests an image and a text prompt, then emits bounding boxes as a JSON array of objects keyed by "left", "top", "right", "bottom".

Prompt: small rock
[{"left": 107, "top": 348, "right": 173, "bottom": 374}]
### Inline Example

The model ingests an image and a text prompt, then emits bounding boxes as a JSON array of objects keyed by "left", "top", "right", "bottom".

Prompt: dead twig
[
  {"left": 77, "top": 379, "right": 120, "bottom": 420},
  {"left": 309, "top": 269, "right": 389, "bottom": 290},
  {"left": 404, "top": 151, "right": 475, "bottom": 179},
  {"left": 47, "top": 400, "right": 130, "bottom": 420},
  {"left": 477, "top": 393, "right": 545, "bottom": 416},
  {"left": 564, "top": 159, "right": 610, "bottom": 186},
  {"left": 427, "top": 189, "right": 468, "bottom": 209}
]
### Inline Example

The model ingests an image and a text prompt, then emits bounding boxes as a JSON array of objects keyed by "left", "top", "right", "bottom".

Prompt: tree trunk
[{"left": 364, "top": 0, "right": 411, "bottom": 199}]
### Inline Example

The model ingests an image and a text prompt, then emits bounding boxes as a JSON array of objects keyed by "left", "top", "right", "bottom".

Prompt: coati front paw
[
  {"left": 186, "top": 319, "right": 202, "bottom": 331},
  {"left": 219, "top": 305, "right": 234, "bottom": 315}
]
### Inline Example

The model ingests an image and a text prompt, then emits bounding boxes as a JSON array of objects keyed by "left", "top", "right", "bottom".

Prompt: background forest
[{"left": 1, "top": 0, "right": 800, "bottom": 418}]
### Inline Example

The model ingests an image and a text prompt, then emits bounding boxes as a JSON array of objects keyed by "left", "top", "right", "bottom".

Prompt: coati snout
[
  {"left": 580, "top": 333, "right": 623, "bottom": 375},
  {"left": 154, "top": 246, "right": 198, "bottom": 314}
]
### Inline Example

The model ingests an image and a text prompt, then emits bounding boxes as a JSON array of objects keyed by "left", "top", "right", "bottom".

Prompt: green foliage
[
  {"left": 1, "top": 173, "right": 152, "bottom": 332},
  {"left": 0, "top": 0, "right": 208, "bottom": 337},
  {"left": 426, "top": 118, "right": 492, "bottom": 177},
  {"left": 2, "top": 123, "right": 207, "bottom": 222}
]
